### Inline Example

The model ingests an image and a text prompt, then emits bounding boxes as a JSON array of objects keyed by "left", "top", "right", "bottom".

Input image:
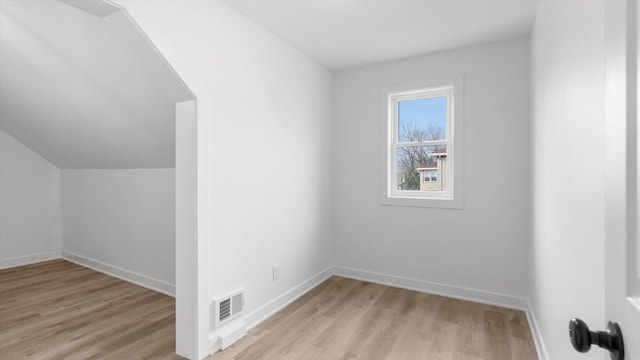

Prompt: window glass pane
[
  {"left": 424, "top": 170, "right": 437, "bottom": 182},
  {"left": 398, "top": 97, "right": 447, "bottom": 142},
  {"left": 396, "top": 145, "right": 447, "bottom": 191}
]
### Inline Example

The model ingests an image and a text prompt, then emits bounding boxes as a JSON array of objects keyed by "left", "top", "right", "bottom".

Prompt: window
[
  {"left": 379, "top": 77, "right": 463, "bottom": 208},
  {"left": 423, "top": 169, "right": 437, "bottom": 182}
]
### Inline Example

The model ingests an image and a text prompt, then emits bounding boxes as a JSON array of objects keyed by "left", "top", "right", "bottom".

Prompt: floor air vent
[
  {"left": 213, "top": 289, "right": 244, "bottom": 327},
  {"left": 219, "top": 298, "right": 231, "bottom": 322}
]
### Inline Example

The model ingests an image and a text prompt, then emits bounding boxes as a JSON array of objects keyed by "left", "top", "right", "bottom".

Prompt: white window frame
[{"left": 379, "top": 77, "right": 464, "bottom": 209}]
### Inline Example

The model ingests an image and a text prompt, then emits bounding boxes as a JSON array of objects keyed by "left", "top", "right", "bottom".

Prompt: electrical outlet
[{"left": 272, "top": 264, "right": 279, "bottom": 281}]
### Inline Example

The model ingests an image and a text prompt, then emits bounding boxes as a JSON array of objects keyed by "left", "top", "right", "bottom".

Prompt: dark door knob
[{"left": 569, "top": 318, "right": 624, "bottom": 360}]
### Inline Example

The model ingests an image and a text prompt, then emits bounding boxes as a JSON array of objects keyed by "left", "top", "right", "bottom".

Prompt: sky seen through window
[{"left": 398, "top": 96, "right": 447, "bottom": 142}]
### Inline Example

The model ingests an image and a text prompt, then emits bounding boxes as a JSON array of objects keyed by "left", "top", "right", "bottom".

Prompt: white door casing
[{"left": 605, "top": 0, "right": 640, "bottom": 359}]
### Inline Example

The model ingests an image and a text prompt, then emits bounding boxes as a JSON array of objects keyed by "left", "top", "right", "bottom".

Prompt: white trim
[
  {"left": 218, "top": 322, "right": 248, "bottom": 351},
  {"left": 524, "top": 300, "right": 549, "bottom": 360},
  {"left": 332, "top": 265, "right": 527, "bottom": 310},
  {"left": 62, "top": 251, "right": 175, "bottom": 297},
  {"left": 0, "top": 251, "right": 61, "bottom": 270},
  {"left": 208, "top": 265, "right": 544, "bottom": 357},
  {"left": 389, "top": 89, "right": 453, "bottom": 199},
  {"left": 103, "top": 4, "right": 201, "bottom": 357},
  {"left": 628, "top": 296, "right": 640, "bottom": 312},
  {"left": 379, "top": 76, "right": 464, "bottom": 209},
  {"left": 174, "top": 99, "right": 206, "bottom": 359},
  {"left": 243, "top": 266, "right": 334, "bottom": 330},
  {"left": 329, "top": 266, "right": 548, "bottom": 358},
  {"left": 209, "top": 266, "right": 334, "bottom": 354}
]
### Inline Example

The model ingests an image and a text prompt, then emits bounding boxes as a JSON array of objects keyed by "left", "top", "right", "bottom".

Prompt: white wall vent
[{"left": 213, "top": 289, "right": 244, "bottom": 328}]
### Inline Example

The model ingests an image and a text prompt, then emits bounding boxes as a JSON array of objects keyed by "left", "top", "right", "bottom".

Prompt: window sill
[{"left": 380, "top": 195, "right": 463, "bottom": 209}]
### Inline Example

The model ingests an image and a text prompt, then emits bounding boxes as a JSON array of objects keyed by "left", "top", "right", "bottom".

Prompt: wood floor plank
[
  {"left": 435, "top": 296, "right": 462, "bottom": 324},
  {"left": 209, "top": 277, "right": 539, "bottom": 360},
  {"left": 453, "top": 301, "right": 485, "bottom": 359},
  {"left": 483, "top": 309, "right": 513, "bottom": 360},
  {"left": 388, "top": 292, "right": 443, "bottom": 359},
  {"left": 506, "top": 310, "right": 538, "bottom": 360},
  {"left": 311, "top": 282, "right": 386, "bottom": 352},
  {"left": 274, "top": 313, "right": 334, "bottom": 359},
  {"left": 233, "top": 286, "right": 345, "bottom": 360},
  {"left": 1, "top": 261, "right": 539, "bottom": 359},
  {"left": 352, "top": 290, "right": 416, "bottom": 360},
  {"left": 0, "top": 259, "right": 183, "bottom": 359}
]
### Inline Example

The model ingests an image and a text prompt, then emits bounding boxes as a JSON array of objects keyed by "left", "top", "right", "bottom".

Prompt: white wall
[
  {"left": 61, "top": 169, "right": 175, "bottom": 294},
  {"left": 332, "top": 38, "right": 530, "bottom": 303},
  {"left": 529, "top": 2, "right": 606, "bottom": 359},
  {"left": 0, "top": 129, "right": 61, "bottom": 268},
  {"left": 115, "top": 0, "right": 334, "bottom": 349}
]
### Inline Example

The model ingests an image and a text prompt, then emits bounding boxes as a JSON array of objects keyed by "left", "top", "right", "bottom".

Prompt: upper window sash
[{"left": 391, "top": 88, "right": 452, "bottom": 147}]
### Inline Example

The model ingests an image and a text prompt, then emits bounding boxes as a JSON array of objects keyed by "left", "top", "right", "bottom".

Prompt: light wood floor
[
  {"left": 209, "top": 276, "right": 539, "bottom": 360},
  {"left": 1, "top": 261, "right": 538, "bottom": 360},
  {"left": 0, "top": 259, "right": 182, "bottom": 360}
]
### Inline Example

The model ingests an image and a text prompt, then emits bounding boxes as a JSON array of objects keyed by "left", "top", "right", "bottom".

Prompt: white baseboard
[
  {"left": 525, "top": 300, "right": 549, "bottom": 360},
  {"left": 62, "top": 251, "right": 175, "bottom": 297},
  {"left": 207, "top": 265, "right": 537, "bottom": 357},
  {"left": 243, "top": 266, "right": 334, "bottom": 330},
  {"left": 209, "top": 321, "right": 248, "bottom": 352},
  {"left": 209, "top": 266, "right": 334, "bottom": 354},
  {"left": 0, "top": 251, "right": 61, "bottom": 270},
  {"left": 332, "top": 265, "right": 528, "bottom": 311},
  {"left": 335, "top": 264, "right": 547, "bottom": 359}
]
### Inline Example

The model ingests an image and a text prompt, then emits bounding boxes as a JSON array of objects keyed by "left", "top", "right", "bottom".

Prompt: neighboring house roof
[
  {"left": 428, "top": 147, "right": 447, "bottom": 158},
  {"left": 418, "top": 148, "right": 446, "bottom": 170}
]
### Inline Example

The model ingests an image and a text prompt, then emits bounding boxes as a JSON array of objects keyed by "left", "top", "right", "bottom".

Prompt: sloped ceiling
[
  {"left": 0, "top": 0, "right": 185, "bottom": 169},
  {"left": 223, "top": 0, "right": 540, "bottom": 70},
  {"left": 1, "top": 0, "right": 538, "bottom": 168}
]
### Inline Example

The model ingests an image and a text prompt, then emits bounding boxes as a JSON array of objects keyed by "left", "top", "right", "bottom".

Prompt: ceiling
[
  {"left": 0, "top": 0, "right": 188, "bottom": 169},
  {"left": 0, "top": 0, "right": 539, "bottom": 169},
  {"left": 223, "top": 0, "right": 540, "bottom": 70}
]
